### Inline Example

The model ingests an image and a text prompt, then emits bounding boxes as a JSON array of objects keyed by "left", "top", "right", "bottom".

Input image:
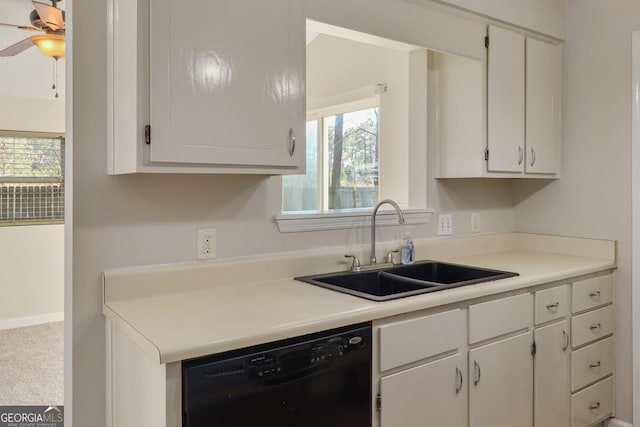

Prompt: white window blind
[{"left": 0, "top": 131, "right": 65, "bottom": 224}]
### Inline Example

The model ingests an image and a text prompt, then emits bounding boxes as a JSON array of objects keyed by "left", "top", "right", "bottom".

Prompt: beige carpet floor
[{"left": 0, "top": 322, "right": 63, "bottom": 405}]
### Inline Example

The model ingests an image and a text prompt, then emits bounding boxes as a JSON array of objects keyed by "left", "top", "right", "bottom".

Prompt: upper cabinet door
[
  {"left": 487, "top": 26, "right": 525, "bottom": 173},
  {"left": 149, "top": 0, "right": 305, "bottom": 169},
  {"left": 526, "top": 38, "right": 562, "bottom": 175}
]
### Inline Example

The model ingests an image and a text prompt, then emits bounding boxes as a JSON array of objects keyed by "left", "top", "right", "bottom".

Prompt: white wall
[
  {"left": 0, "top": 74, "right": 65, "bottom": 329},
  {"left": 71, "top": 0, "right": 515, "bottom": 424},
  {"left": 512, "top": 0, "right": 639, "bottom": 422},
  {"left": 0, "top": 225, "right": 64, "bottom": 328}
]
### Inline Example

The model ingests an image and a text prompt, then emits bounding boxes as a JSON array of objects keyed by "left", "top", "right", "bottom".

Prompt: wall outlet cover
[{"left": 437, "top": 214, "right": 453, "bottom": 235}]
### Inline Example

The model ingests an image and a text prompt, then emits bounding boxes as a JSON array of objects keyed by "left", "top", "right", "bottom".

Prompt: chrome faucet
[{"left": 370, "top": 199, "right": 405, "bottom": 265}]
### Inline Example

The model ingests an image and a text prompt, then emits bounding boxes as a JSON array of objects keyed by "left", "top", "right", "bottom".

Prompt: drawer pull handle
[
  {"left": 589, "top": 402, "right": 601, "bottom": 410},
  {"left": 546, "top": 302, "right": 560, "bottom": 311},
  {"left": 589, "top": 290, "right": 601, "bottom": 298},
  {"left": 589, "top": 361, "right": 601, "bottom": 368},
  {"left": 473, "top": 360, "right": 481, "bottom": 387},
  {"left": 562, "top": 329, "right": 570, "bottom": 351},
  {"left": 455, "top": 367, "right": 463, "bottom": 394},
  {"left": 590, "top": 323, "right": 602, "bottom": 331}
]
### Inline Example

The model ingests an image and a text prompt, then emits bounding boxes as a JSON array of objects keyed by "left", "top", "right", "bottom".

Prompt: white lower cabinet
[
  {"left": 379, "top": 353, "right": 467, "bottom": 427},
  {"left": 534, "top": 320, "right": 571, "bottom": 427},
  {"left": 374, "top": 274, "right": 614, "bottom": 427},
  {"left": 469, "top": 332, "right": 533, "bottom": 427}
]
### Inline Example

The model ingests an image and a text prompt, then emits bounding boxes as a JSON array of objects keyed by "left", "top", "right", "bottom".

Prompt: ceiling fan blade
[
  {"left": 0, "top": 22, "right": 41, "bottom": 31},
  {"left": 0, "top": 37, "right": 35, "bottom": 57},
  {"left": 32, "top": 1, "right": 65, "bottom": 31}
]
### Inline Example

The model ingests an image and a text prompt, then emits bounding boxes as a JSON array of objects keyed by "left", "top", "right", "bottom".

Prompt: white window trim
[{"left": 274, "top": 208, "right": 433, "bottom": 233}]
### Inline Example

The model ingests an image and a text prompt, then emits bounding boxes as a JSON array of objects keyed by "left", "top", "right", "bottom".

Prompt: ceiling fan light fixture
[{"left": 30, "top": 34, "right": 65, "bottom": 59}]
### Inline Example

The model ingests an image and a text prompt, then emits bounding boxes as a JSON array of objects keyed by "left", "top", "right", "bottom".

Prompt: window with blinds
[{"left": 0, "top": 131, "right": 65, "bottom": 225}]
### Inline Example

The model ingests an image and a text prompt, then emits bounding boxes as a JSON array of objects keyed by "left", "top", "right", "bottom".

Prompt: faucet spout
[{"left": 370, "top": 199, "right": 405, "bottom": 265}]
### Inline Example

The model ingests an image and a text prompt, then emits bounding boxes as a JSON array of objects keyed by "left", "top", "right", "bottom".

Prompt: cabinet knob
[{"left": 288, "top": 128, "right": 296, "bottom": 156}]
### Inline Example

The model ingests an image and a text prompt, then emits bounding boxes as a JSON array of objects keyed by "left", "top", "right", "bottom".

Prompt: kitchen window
[
  {"left": 0, "top": 131, "right": 65, "bottom": 225},
  {"left": 274, "top": 22, "right": 433, "bottom": 232},
  {"left": 283, "top": 98, "right": 380, "bottom": 213}
]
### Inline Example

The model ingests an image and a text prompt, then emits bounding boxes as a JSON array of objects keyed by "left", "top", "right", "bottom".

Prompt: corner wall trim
[{"left": 0, "top": 312, "right": 64, "bottom": 330}]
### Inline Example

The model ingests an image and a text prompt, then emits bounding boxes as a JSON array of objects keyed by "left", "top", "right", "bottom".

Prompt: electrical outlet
[
  {"left": 471, "top": 212, "right": 480, "bottom": 233},
  {"left": 437, "top": 214, "right": 453, "bottom": 235},
  {"left": 197, "top": 228, "right": 216, "bottom": 260}
]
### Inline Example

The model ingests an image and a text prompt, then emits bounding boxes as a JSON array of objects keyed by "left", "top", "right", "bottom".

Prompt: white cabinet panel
[
  {"left": 378, "top": 309, "right": 465, "bottom": 371},
  {"left": 571, "top": 306, "right": 614, "bottom": 348},
  {"left": 572, "top": 274, "right": 614, "bottom": 314},
  {"left": 468, "top": 293, "right": 531, "bottom": 344},
  {"left": 534, "top": 320, "right": 570, "bottom": 427},
  {"left": 526, "top": 38, "right": 562, "bottom": 175},
  {"left": 150, "top": 0, "right": 305, "bottom": 168},
  {"left": 469, "top": 332, "right": 533, "bottom": 427},
  {"left": 379, "top": 353, "right": 467, "bottom": 427},
  {"left": 571, "top": 337, "right": 614, "bottom": 392},
  {"left": 487, "top": 25, "right": 525, "bottom": 173},
  {"left": 571, "top": 377, "right": 614, "bottom": 427},
  {"left": 535, "top": 284, "right": 570, "bottom": 325}
]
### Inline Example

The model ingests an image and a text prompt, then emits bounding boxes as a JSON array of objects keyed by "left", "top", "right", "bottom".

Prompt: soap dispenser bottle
[{"left": 401, "top": 234, "right": 415, "bottom": 265}]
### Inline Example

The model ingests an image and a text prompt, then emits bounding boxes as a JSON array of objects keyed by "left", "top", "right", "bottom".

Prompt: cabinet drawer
[
  {"left": 571, "top": 337, "right": 614, "bottom": 392},
  {"left": 469, "top": 293, "right": 531, "bottom": 344},
  {"left": 571, "top": 306, "right": 613, "bottom": 348},
  {"left": 571, "top": 377, "right": 613, "bottom": 427},
  {"left": 572, "top": 275, "right": 613, "bottom": 313},
  {"left": 378, "top": 309, "right": 464, "bottom": 371},
  {"left": 535, "top": 284, "right": 570, "bottom": 325}
]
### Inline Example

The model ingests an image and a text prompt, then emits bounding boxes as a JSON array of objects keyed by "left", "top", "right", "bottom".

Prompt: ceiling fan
[{"left": 0, "top": 0, "right": 65, "bottom": 59}]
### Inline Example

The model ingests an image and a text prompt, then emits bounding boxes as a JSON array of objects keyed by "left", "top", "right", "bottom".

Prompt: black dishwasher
[{"left": 182, "top": 323, "right": 372, "bottom": 427}]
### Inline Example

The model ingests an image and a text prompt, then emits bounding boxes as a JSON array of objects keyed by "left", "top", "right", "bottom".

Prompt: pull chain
[{"left": 52, "top": 58, "right": 59, "bottom": 98}]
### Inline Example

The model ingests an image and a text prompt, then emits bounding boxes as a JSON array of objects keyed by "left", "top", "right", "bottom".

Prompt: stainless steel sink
[{"left": 295, "top": 261, "right": 518, "bottom": 301}]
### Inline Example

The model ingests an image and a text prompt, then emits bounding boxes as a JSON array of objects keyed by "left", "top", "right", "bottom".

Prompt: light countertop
[{"left": 103, "top": 233, "right": 616, "bottom": 364}]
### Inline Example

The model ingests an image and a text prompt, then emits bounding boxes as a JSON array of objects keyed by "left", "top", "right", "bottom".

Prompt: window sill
[{"left": 274, "top": 208, "right": 434, "bottom": 233}]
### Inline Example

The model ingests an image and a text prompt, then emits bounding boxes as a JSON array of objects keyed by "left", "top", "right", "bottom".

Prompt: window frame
[
  {"left": 305, "top": 95, "right": 381, "bottom": 213},
  {"left": 0, "top": 130, "right": 65, "bottom": 226}
]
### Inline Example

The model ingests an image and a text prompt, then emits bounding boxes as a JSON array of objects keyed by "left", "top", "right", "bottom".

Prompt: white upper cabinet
[
  {"left": 434, "top": 24, "right": 562, "bottom": 179},
  {"left": 108, "top": 0, "right": 306, "bottom": 174},
  {"left": 526, "top": 38, "right": 562, "bottom": 175},
  {"left": 487, "top": 26, "right": 525, "bottom": 174}
]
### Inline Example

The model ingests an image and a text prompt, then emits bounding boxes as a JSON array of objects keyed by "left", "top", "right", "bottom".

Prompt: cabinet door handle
[
  {"left": 518, "top": 146, "right": 524, "bottom": 165},
  {"left": 530, "top": 147, "right": 536, "bottom": 166},
  {"left": 590, "top": 323, "right": 602, "bottom": 331},
  {"left": 288, "top": 128, "right": 296, "bottom": 156},
  {"left": 455, "top": 367, "right": 463, "bottom": 394},
  {"left": 473, "top": 360, "right": 481, "bottom": 386},
  {"left": 546, "top": 302, "right": 560, "bottom": 311},
  {"left": 589, "top": 402, "right": 601, "bottom": 410},
  {"left": 589, "top": 290, "right": 601, "bottom": 298},
  {"left": 589, "top": 361, "right": 602, "bottom": 369},
  {"left": 562, "top": 329, "right": 570, "bottom": 351}
]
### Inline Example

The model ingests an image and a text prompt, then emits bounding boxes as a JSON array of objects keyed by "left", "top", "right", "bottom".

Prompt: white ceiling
[{"left": 0, "top": 0, "right": 66, "bottom": 100}]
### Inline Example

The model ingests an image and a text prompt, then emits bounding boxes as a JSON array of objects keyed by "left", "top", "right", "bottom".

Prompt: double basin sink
[{"left": 296, "top": 261, "right": 518, "bottom": 301}]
